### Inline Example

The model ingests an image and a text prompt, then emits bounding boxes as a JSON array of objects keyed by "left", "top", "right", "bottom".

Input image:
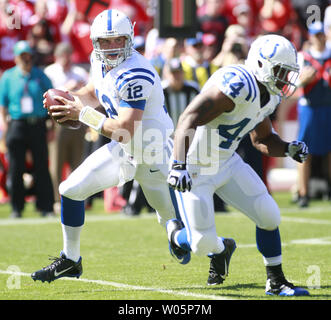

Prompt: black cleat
[
  {"left": 166, "top": 219, "right": 191, "bottom": 265},
  {"left": 31, "top": 252, "right": 82, "bottom": 283},
  {"left": 207, "top": 238, "right": 236, "bottom": 285},
  {"left": 298, "top": 195, "right": 309, "bottom": 208},
  {"left": 265, "top": 277, "right": 310, "bottom": 296}
]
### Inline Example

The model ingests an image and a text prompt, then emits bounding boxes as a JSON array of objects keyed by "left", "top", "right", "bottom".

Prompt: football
[{"left": 45, "top": 89, "right": 81, "bottom": 129}]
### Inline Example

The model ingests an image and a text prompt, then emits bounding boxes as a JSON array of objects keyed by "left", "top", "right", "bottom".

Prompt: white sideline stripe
[
  {"left": 238, "top": 236, "right": 331, "bottom": 248},
  {"left": 0, "top": 214, "right": 155, "bottom": 226},
  {"left": 0, "top": 211, "right": 330, "bottom": 227},
  {"left": 281, "top": 216, "right": 331, "bottom": 225},
  {"left": 0, "top": 270, "right": 230, "bottom": 300},
  {"left": 289, "top": 237, "right": 331, "bottom": 245},
  {"left": 280, "top": 206, "right": 330, "bottom": 213}
]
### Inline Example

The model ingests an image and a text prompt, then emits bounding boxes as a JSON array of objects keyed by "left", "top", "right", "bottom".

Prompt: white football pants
[
  {"left": 59, "top": 140, "right": 176, "bottom": 227},
  {"left": 174, "top": 152, "right": 280, "bottom": 256}
]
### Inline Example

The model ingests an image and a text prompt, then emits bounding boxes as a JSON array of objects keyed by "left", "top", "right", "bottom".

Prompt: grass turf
[{"left": 0, "top": 192, "right": 330, "bottom": 301}]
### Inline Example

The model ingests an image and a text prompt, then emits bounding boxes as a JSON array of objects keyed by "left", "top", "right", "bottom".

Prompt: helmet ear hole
[{"left": 258, "top": 60, "right": 263, "bottom": 68}]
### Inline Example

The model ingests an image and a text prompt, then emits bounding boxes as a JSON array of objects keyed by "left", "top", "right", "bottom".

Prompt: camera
[{"left": 231, "top": 43, "right": 243, "bottom": 54}]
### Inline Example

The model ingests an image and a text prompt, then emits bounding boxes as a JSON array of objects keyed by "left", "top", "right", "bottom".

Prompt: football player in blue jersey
[
  {"left": 31, "top": 9, "right": 178, "bottom": 283},
  {"left": 167, "top": 34, "right": 310, "bottom": 296}
]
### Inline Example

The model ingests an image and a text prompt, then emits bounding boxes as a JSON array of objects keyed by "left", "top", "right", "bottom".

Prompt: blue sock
[
  {"left": 176, "top": 228, "right": 191, "bottom": 251},
  {"left": 61, "top": 196, "right": 85, "bottom": 227},
  {"left": 256, "top": 226, "right": 281, "bottom": 258}
]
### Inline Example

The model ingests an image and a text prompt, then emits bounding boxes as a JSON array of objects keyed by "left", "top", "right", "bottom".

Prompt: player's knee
[
  {"left": 59, "top": 179, "right": 84, "bottom": 201},
  {"left": 255, "top": 193, "right": 280, "bottom": 230},
  {"left": 191, "top": 232, "right": 218, "bottom": 256}
]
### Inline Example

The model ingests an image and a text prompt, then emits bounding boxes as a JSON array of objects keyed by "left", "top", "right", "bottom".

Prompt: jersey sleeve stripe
[
  {"left": 168, "top": 137, "right": 173, "bottom": 149},
  {"left": 116, "top": 68, "right": 155, "bottom": 86},
  {"left": 117, "top": 75, "right": 154, "bottom": 90},
  {"left": 119, "top": 99, "right": 146, "bottom": 110},
  {"left": 163, "top": 104, "right": 168, "bottom": 114},
  {"left": 236, "top": 65, "right": 257, "bottom": 102},
  {"left": 229, "top": 66, "right": 252, "bottom": 101}
]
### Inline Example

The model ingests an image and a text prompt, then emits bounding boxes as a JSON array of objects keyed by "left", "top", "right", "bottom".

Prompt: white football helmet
[
  {"left": 90, "top": 9, "right": 134, "bottom": 68},
  {"left": 245, "top": 34, "right": 299, "bottom": 98}
]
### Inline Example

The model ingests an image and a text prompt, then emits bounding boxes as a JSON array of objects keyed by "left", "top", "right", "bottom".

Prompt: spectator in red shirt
[
  {"left": 197, "top": 0, "right": 230, "bottom": 51},
  {"left": 60, "top": 4, "right": 92, "bottom": 65},
  {"left": 26, "top": 18, "right": 56, "bottom": 67},
  {"left": 28, "top": 0, "right": 62, "bottom": 43},
  {"left": 42, "top": 0, "right": 68, "bottom": 26},
  {"left": 109, "top": 0, "right": 152, "bottom": 36},
  {"left": 0, "top": 0, "right": 30, "bottom": 74},
  {"left": 26, "top": 0, "right": 67, "bottom": 67},
  {"left": 259, "top": 0, "right": 293, "bottom": 34},
  {"left": 225, "top": 0, "right": 260, "bottom": 26},
  {"left": 231, "top": 2, "right": 261, "bottom": 39},
  {"left": 258, "top": 0, "right": 306, "bottom": 56}
]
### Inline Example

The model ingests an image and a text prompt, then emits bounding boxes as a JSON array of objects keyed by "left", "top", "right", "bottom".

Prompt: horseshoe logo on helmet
[{"left": 259, "top": 41, "right": 280, "bottom": 60}]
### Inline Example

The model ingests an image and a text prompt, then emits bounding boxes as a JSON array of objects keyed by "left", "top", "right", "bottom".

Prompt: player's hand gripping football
[
  {"left": 286, "top": 140, "right": 309, "bottom": 163},
  {"left": 167, "top": 161, "right": 192, "bottom": 192},
  {"left": 43, "top": 91, "right": 84, "bottom": 123}
]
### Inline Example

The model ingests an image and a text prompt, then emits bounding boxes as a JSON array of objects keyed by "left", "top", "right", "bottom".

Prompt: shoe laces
[{"left": 43, "top": 256, "right": 65, "bottom": 271}]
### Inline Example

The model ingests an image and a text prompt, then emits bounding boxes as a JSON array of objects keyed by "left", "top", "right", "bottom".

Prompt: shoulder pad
[
  {"left": 116, "top": 68, "right": 156, "bottom": 100},
  {"left": 218, "top": 65, "right": 258, "bottom": 104}
]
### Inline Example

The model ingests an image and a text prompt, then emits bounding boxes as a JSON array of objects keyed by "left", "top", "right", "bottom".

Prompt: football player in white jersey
[
  {"left": 167, "top": 34, "right": 310, "bottom": 296},
  {"left": 31, "top": 9, "right": 178, "bottom": 283}
]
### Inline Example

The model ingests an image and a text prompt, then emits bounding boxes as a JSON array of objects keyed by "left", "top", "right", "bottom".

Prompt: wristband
[
  {"left": 173, "top": 159, "right": 185, "bottom": 164},
  {"left": 172, "top": 159, "right": 186, "bottom": 170},
  {"left": 172, "top": 160, "right": 186, "bottom": 170},
  {"left": 79, "top": 106, "right": 106, "bottom": 133}
]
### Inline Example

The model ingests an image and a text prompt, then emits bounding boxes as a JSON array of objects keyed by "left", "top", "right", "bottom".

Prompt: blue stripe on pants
[{"left": 169, "top": 187, "right": 181, "bottom": 220}]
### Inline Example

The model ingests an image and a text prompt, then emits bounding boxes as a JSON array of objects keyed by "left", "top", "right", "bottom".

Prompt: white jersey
[
  {"left": 90, "top": 49, "right": 174, "bottom": 163},
  {"left": 188, "top": 64, "right": 281, "bottom": 167}
]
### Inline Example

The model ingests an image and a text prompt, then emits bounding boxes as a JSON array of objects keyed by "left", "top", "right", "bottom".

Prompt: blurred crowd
[{"left": 0, "top": 0, "right": 331, "bottom": 217}]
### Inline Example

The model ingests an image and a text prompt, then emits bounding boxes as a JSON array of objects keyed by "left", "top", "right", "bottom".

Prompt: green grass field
[{"left": 0, "top": 192, "right": 330, "bottom": 301}]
